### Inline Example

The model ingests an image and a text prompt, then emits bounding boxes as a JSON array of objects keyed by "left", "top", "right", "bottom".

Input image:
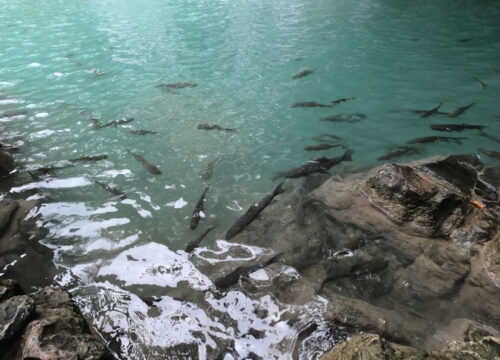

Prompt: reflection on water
[{"left": 1, "top": 0, "right": 500, "bottom": 357}]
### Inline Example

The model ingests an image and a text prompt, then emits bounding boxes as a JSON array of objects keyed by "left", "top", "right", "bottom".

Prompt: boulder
[
  {"left": 20, "top": 287, "right": 113, "bottom": 360},
  {"left": 0, "top": 295, "right": 34, "bottom": 346}
]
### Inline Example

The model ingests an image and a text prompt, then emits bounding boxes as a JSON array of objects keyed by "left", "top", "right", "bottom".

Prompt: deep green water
[{"left": 1, "top": 0, "right": 499, "bottom": 358}]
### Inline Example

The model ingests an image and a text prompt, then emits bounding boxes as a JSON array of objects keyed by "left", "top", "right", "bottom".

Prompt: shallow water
[{"left": 1, "top": 0, "right": 500, "bottom": 358}]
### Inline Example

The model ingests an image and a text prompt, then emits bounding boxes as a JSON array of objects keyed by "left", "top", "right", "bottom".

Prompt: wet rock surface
[
  {"left": 0, "top": 280, "right": 113, "bottom": 360},
  {"left": 0, "top": 197, "right": 56, "bottom": 289},
  {"left": 320, "top": 331, "right": 500, "bottom": 360},
  {"left": 223, "top": 154, "right": 499, "bottom": 354}
]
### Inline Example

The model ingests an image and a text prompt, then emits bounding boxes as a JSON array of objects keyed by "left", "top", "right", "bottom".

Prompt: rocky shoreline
[
  {"left": 1, "top": 144, "right": 113, "bottom": 359},
  {"left": 1, "top": 135, "right": 499, "bottom": 359}
]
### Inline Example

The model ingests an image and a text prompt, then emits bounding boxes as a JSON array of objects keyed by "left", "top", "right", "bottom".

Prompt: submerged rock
[
  {"left": 221, "top": 154, "right": 499, "bottom": 350},
  {"left": 0, "top": 149, "right": 15, "bottom": 177}
]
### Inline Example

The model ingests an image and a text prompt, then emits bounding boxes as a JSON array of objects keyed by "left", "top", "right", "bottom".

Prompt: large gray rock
[
  {"left": 20, "top": 287, "right": 113, "bottom": 360},
  {"left": 0, "top": 295, "right": 34, "bottom": 346}
]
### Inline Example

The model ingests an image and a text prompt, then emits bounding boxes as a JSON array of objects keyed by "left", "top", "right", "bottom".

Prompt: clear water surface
[{"left": 1, "top": 0, "right": 499, "bottom": 358}]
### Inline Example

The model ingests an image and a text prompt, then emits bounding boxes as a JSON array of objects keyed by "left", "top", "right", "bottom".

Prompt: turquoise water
[{"left": 1, "top": 0, "right": 500, "bottom": 358}]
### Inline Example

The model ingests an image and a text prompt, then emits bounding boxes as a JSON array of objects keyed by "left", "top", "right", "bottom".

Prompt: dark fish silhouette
[
  {"left": 479, "top": 148, "right": 500, "bottom": 160},
  {"left": 191, "top": 187, "right": 209, "bottom": 230},
  {"left": 102, "top": 118, "right": 134, "bottom": 127},
  {"left": 406, "top": 136, "right": 467, "bottom": 145},
  {"left": 321, "top": 113, "right": 365, "bottom": 123},
  {"left": 87, "top": 68, "right": 105, "bottom": 76},
  {"left": 69, "top": 154, "right": 108, "bottom": 162},
  {"left": 273, "top": 150, "right": 353, "bottom": 180},
  {"left": 291, "top": 101, "right": 332, "bottom": 108},
  {"left": 156, "top": 82, "right": 197, "bottom": 89},
  {"left": 412, "top": 110, "right": 448, "bottom": 116},
  {"left": 130, "top": 129, "right": 157, "bottom": 135},
  {"left": 96, "top": 181, "right": 127, "bottom": 200},
  {"left": 419, "top": 102, "right": 443, "bottom": 118},
  {"left": 449, "top": 103, "right": 474, "bottom": 118},
  {"left": 197, "top": 124, "right": 237, "bottom": 132},
  {"left": 312, "top": 134, "right": 343, "bottom": 143},
  {"left": 0, "top": 111, "right": 27, "bottom": 119},
  {"left": 185, "top": 224, "right": 216, "bottom": 252},
  {"left": 474, "top": 77, "right": 487, "bottom": 90},
  {"left": 127, "top": 150, "right": 161, "bottom": 174},
  {"left": 377, "top": 147, "right": 420, "bottom": 161},
  {"left": 431, "top": 124, "right": 485, "bottom": 132},
  {"left": 457, "top": 38, "right": 472, "bottom": 43},
  {"left": 292, "top": 69, "right": 314, "bottom": 79},
  {"left": 304, "top": 143, "right": 344, "bottom": 151},
  {"left": 88, "top": 115, "right": 102, "bottom": 129},
  {"left": 225, "top": 183, "right": 285, "bottom": 240},
  {"left": 201, "top": 158, "right": 218, "bottom": 180},
  {"left": 479, "top": 130, "right": 500, "bottom": 144},
  {"left": 331, "top": 97, "right": 355, "bottom": 104}
]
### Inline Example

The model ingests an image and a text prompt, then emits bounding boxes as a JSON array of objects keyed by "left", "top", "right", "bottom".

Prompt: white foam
[{"left": 166, "top": 197, "right": 187, "bottom": 209}]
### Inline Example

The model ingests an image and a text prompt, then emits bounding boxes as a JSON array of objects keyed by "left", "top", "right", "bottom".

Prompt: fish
[
  {"left": 479, "top": 130, "right": 500, "bottom": 144},
  {"left": 457, "top": 38, "right": 472, "bottom": 43},
  {"left": 69, "top": 154, "right": 108, "bottom": 162},
  {"left": 449, "top": 103, "right": 474, "bottom": 118},
  {"left": 130, "top": 129, "right": 157, "bottom": 135},
  {"left": 419, "top": 102, "right": 443, "bottom": 118},
  {"left": 31, "top": 164, "right": 72, "bottom": 176},
  {"left": 102, "top": 117, "right": 134, "bottom": 127},
  {"left": 312, "top": 134, "right": 343, "bottom": 143},
  {"left": 0, "top": 111, "right": 28, "bottom": 119},
  {"left": 127, "top": 150, "right": 161, "bottom": 174},
  {"left": 291, "top": 101, "right": 332, "bottom": 108},
  {"left": 273, "top": 150, "right": 353, "bottom": 180},
  {"left": 201, "top": 158, "right": 218, "bottom": 180},
  {"left": 88, "top": 115, "right": 101, "bottom": 129},
  {"left": 412, "top": 110, "right": 448, "bottom": 116},
  {"left": 474, "top": 77, "right": 487, "bottom": 90},
  {"left": 479, "top": 148, "right": 500, "bottom": 160},
  {"left": 292, "top": 69, "right": 314, "bottom": 79},
  {"left": 185, "top": 224, "right": 216, "bottom": 252},
  {"left": 191, "top": 187, "right": 209, "bottom": 230},
  {"left": 225, "top": 182, "right": 285, "bottom": 240},
  {"left": 96, "top": 181, "right": 127, "bottom": 200},
  {"left": 377, "top": 147, "right": 420, "bottom": 161},
  {"left": 87, "top": 68, "right": 105, "bottom": 76},
  {"left": 406, "top": 136, "right": 467, "bottom": 145},
  {"left": 430, "top": 124, "right": 485, "bottom": 132},
  {"left": 321, "top": 113, "right": 365, "bottom": 123},
  {"left": 156, "top": 82, "right": 197, "bottom": 89},
  {"left": 197, "top": 124, "right": 237, "bottom": 132},
  {"left": 331, "top": 97, "right": 355, "bottom": 104},
  {"left": 304, "top": 143, "right": 344, "bottom": 151}
]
